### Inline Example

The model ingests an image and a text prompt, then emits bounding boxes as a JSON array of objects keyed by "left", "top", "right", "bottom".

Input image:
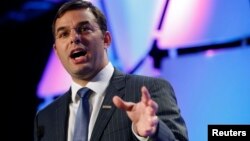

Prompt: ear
[
  {"left": 53, "top": 43, "right": 56, "bottom": 49},
  {"left": 53, "top": 43, "right": 58, "bottom": 56},
  {"left": 103, "top": 31, "right": 112, "bottom": 49}
]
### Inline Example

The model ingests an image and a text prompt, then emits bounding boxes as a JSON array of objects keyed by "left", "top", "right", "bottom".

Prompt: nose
[{"left": 70, "top": 29, "right": 81, "bottom": 44}]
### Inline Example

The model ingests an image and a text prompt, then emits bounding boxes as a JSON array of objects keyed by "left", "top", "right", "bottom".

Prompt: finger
[
  {"left": 145, "top": 106, "right": 155, "bottom": 116},
  {"left": 113, "top": 96, "right": 134, "bottom": 111},
  {"left": 139, "top": 116, "right": 159, "bottom": 137},
  {"left": 141, "top": 86, "right": 151, "bottom": 105},
  {"left": 150, "top": 116, "right": 159, "bottom": 127},
  {"left": 145, "top": 103, "right": 158, "bottom": 116},
  {"left": 147, "top": 99, "right": 158, "bottom": 112}
]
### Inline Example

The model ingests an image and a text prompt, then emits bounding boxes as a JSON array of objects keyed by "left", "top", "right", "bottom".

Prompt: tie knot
[{"left": 77, "top": 87, "right": 91, "bottom": 99}]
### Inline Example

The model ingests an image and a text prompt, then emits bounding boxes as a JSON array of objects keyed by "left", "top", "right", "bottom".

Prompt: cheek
[
  {"left": 88, "top": 45, "right": 103, "bottom": 59},
  {"left": 55, "top": 41, "right": 65, "bottom": 48},
  {"left": 55, "top": 41, "right": 68, "bottom": 51},
  {"left": 55, "top": 44, "right": 68, "bottom": 59}
]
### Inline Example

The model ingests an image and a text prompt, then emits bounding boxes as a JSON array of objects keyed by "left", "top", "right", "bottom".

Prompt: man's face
[{"left": 53, "top": 8, "right": 111, "bottom": 81}]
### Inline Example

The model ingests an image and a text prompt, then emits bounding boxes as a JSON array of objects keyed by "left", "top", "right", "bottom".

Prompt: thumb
[{"left": 113, "top": 96, "right": 134, "bottom": 111}]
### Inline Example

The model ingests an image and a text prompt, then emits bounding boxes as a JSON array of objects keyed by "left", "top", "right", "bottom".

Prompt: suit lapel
[
  {"left": 90, "top": 70, "right": 126, "bottom": 141},
  {"left": 55, "top": 90, "right": 71, "bottom": 141}
]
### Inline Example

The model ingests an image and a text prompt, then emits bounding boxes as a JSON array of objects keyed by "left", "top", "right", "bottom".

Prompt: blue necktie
[{"left": 73, "top": 88, "right": 91, "bottom": 141}]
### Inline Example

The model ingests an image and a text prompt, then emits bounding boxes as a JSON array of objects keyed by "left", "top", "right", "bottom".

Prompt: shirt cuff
[{"left": 131, "top": 123, "right": 149, "bottom": 141}]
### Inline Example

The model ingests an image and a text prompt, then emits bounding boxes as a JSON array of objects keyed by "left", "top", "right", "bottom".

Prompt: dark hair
[{"left": 52, "top": 0, "right": 107, "bottom": 37}]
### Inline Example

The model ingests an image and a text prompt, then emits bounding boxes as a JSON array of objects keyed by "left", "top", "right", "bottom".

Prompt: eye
[
  {"left": 57, "top": 30, "right": 70, "bottom": 39},
  {"left": 77, "top": 24, "right": 92, "bottom": 33}
]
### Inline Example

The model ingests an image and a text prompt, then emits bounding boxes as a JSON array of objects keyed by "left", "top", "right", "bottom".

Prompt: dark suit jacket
[{"left": 34, "top": 69, "right": 188, "bottom": 141}]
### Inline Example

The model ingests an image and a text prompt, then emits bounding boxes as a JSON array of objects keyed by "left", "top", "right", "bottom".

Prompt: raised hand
[{"left": 113, "top": 86, "right": 159, "bottom": 137}]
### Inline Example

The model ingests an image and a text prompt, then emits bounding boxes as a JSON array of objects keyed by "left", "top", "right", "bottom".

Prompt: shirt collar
[{"left": 71, "top": 62, "right": 114, "bottom": 103}]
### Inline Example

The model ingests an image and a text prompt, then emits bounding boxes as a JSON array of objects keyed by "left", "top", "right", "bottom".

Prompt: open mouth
[{"left": 70, "top": 49, "right": 87, "bottom": 59}]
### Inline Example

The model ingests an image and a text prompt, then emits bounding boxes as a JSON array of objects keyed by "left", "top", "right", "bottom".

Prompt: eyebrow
[{"left": 55, "top": 21, "right": 91, "bottom": 35}]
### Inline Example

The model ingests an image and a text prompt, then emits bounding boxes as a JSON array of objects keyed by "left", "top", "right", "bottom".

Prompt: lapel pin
[{"left": 102, "top": 105, "right": 112, "bottom": 109}]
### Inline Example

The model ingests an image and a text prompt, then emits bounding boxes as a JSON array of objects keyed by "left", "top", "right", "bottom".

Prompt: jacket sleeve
[{"left": 146, "top": 78, "right": 189, "bottom": 141}]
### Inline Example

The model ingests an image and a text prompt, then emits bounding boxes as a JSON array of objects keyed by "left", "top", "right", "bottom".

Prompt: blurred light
[
  {"left": 157, "top": 0, "right": 213, "bottom": 48},
  {"left": 205, "top": 49, "right": 216, "bottom": 57}
]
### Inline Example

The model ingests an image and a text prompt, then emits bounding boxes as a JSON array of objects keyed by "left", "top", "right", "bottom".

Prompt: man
[{"left": 34, "top": 0, "right": 188, "bottom": 141}]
